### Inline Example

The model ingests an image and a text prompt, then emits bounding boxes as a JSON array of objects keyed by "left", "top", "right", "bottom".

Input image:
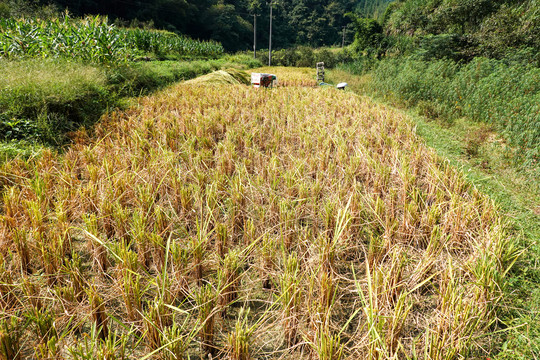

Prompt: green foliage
[
  {"left": 124, "top": 28, "right": 224, "bottom": 60},
  {"left": 255, "top": 47, "right": 352, "bottom": 68},
  {"left": 2, "top": 0, "right": 58, "bottom": 19},
  {"left": 270, "top": 48, "right": 301, "bottom": 67},
  {"left": 33, "top": 0, "right": 360, "bottom": 51},
  {"left": 204, "top": 3, "right": 253, "bottom": 52},
  {"left": 381, "top": 0, "right": 540, "bottom": 63},
  {"left": 370, "top": 56, "right": 540, "bottom": 167},
  {"left": 0, "top": 2, "right": 9, "bottom": 18},
  {"left": 222, "top": 54, "right": 262, "bottom": 68},
  {"left": 356, "top": 0, "right": 394, "bottom": 19},
  {"left": 475, "top": 0, "right": 540, "bottom": 62},
  {"left": 294, "top": 46, "right": 314, "bottom": 67},
  {"left": 349, "top": 16, "right": 385, "bottom": 56},
  {"left": 0, "top": 140, "right": 42, "bottom": 164},
  {"left": 0, "top": 15, "right": 224, "bottom": 64},
  {"left": 0, "top": 59, "right": 109, "bottom": 145},
  {"left": 413, "top": 33, "right": 468, "bottom": 61},
  {"left": 337, "top": 56, "right": 378, "bottom": 75}
]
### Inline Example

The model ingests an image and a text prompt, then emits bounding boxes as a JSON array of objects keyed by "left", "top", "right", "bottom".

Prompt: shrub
[
  {"left": 315, "top": 48, "right": 337, "bottom": 68},
  {"left": 350, "top": 17, "right": 384, "bottom": 54},
  {"left": 272, "top": 48, "right": 300, "bottom": 67},
  {"left": 295, "top": 46, "right": 314, "bottom": 67},
  {"left": 252, "top": 47, "right": 352, "bottom": 69},
  {"left": 335, "top": 47, "right": 354, "bottom": 64},
  {"left": 222, "top": 54, "right": 262, "bottom": 69},
  {"left": 0, "top": 2, "right": 9, "bottom": 18}
]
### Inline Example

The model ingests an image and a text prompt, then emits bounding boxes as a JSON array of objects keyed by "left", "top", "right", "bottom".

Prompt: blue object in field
[{"left": 319, "top": 82, "right": 332, "bottom": 86}]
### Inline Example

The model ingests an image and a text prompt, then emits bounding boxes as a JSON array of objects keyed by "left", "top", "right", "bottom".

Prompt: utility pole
[
  {"left": 253, "top": 13, "right": 257, "bottom": 59},
  {"left": 268, "top": 2, "right": 273, "bottom": 66},
  {"left": 342, "top": 26, "right": 346, "bottom": 48}
]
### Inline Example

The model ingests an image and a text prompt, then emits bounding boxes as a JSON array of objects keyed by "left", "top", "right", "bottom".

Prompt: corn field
[
  {"left": 0, "top": 15, "right": 224, "bottom": 64},
  {"left": 0, "top": 67, "right": 517, "bottom": 359}
]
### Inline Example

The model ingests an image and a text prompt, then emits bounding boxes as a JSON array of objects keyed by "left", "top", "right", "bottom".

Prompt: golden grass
[{"left": 0, "top": 67, "right": 517, "bottom": 359}]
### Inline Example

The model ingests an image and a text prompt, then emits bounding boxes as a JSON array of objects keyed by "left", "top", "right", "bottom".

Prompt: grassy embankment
[
  {"left": 328, "top": 63, "right": 540, "bottom": 358},
  {"left": 0, "top": 67, "right": 518, "bottom": 359}
]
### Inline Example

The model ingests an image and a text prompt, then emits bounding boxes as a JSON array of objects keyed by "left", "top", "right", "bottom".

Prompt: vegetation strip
[{"left": 0, "top": 55, "right": 261, "bottom": 161}]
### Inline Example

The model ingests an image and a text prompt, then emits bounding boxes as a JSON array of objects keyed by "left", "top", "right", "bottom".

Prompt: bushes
[
  {"left": 370, "top": 56, "right": 540, "bottom": 166},
  {"left": 255, "top": 47, "right": 353, "bottom": 68}
]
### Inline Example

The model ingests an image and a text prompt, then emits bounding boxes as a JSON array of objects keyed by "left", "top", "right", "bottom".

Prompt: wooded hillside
[{"left": 379, "top": 0, "right": 539, "bottom": 61}]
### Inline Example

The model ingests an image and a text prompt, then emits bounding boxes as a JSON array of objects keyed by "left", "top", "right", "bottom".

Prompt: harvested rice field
[{"left": 0, "top": 67, "right": 518, "bottom": 359}]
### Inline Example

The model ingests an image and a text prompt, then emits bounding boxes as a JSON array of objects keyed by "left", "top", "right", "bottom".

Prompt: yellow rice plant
[{"left": 0, "top": 67, "right": 517, "bottom": 359}]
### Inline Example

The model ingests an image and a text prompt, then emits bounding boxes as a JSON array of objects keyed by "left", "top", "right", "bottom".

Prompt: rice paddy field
[{"left": 0, "top": 67, "right": 518, "bottom": 359}]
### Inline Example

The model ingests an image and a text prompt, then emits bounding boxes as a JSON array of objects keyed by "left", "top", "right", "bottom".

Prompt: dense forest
[
  {"left": 0, "top": 0, "right": 390, "bottom": 51},
  {"left": 351, "top": 0, "right": 539, "bottom": 63}
]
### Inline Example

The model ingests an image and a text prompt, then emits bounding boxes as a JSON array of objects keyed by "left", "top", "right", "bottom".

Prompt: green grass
[
  {"left": 412, "top": 114, "right": 540, "bottom": 360},
  {"left": 0, "top": 59, "right": 109, "bottom": 145},
  {"left": 111, "top": 56, "right": 260, "bottom": 92},
  {"left": 0, "top": 140, "right": 44, "bottom": 165},
  {"left": 328, "top": 67, "right": 540, "bottom": 358}
]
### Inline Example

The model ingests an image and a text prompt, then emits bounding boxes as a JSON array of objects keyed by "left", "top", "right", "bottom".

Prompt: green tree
[
  {"left": 203, "top": 2, "right": 252, "bottom": 51},
  {"left": 0, "top": 1, "right": 9, "bottom": 18},
  {"left": 349, "top": 15, "right": 385, "bottom": 56}
]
